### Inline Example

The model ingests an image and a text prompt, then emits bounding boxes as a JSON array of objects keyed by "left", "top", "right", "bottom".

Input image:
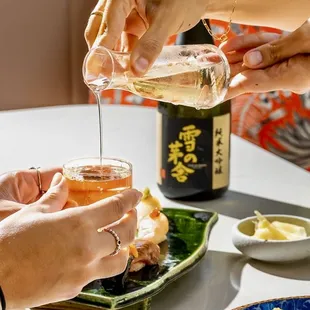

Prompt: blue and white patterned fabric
[{"left": 239, "top": 297, "right": 310, "bottom": 310}]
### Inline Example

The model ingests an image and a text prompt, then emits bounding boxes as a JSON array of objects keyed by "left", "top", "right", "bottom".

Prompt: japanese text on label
[
  {"left": 214, "top": 128, "right": 223, "bottom": 175},
  {"left": 212, "top": 113, "right": 230, "bottom": 190},
  {"left": 168, "top": 125, "right": 201, "bottom": 183}
]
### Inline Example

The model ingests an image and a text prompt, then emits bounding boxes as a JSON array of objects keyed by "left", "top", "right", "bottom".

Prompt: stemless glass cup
[
  {"left": 63, "top": 157, "right": 132, "bottom": 206},
  {"left": 83, "top": 44, "right": 230, "bottom": 109}
]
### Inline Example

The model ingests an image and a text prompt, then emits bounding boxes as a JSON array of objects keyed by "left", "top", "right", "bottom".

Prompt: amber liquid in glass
[{"left": 64, "top": 165, "right": 132, "bottom": 206}]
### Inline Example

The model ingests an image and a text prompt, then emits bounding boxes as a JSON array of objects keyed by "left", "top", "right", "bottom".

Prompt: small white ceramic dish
[{"left": 232, "top": 214, "right": 310, "bottom": 263}]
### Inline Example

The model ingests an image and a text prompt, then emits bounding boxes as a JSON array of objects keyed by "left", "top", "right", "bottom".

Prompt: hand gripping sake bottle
[{"left": 156, "top": 21, "right": 231, "bottom": 200}]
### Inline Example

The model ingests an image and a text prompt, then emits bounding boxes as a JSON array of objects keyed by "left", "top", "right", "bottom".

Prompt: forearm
[{"left": 205, "top": 0, "right": 309, "bottom": 31}]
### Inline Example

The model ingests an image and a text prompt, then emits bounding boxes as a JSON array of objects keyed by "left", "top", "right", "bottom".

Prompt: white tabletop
[{"left": 1, "top": 104, "right": 310, "bottom": 309}]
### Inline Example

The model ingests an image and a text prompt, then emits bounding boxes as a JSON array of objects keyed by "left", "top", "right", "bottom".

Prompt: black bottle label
[{"left": 157, "top": 111, "right": 230, "bottom": 191}]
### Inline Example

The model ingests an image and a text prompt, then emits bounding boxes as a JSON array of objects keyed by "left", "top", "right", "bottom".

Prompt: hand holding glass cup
[{"left": 63, "top": 157, "right": 137, "bottom": 259}]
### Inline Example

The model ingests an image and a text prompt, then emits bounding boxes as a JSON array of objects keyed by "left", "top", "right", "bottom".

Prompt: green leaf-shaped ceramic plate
[{"left": 38, "top": 207, "right": 217, "bottom": 310}]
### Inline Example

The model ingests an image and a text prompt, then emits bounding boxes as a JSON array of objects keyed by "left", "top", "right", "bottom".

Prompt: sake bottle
[{"left": 157, "top": 21, "right": 231, "bottom": 200}]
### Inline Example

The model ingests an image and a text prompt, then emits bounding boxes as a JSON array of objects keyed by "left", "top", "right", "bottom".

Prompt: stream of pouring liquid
[{"left": 94, "top": 91, "right": 103, "bottom": 164}]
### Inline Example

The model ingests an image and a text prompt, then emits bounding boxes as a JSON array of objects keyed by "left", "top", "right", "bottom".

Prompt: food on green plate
[
  {"left": 129, "top": 239, "right": 161, "bottom": 273},
  {"left": 136, "top": 188, "right": 169, "bottom": 245},
  {"left": 253, "top": 211, "right": 307, "bottom": 241},
  {"left": 129, "top": 188, "right": 169, "bottom": 272},
  {"left": 99, "top": 189, "right": 169, "bottom": 294}
]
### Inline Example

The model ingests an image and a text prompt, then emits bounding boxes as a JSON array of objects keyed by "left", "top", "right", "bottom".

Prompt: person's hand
[
  {"left": 221, "top": 19, "right": 310, "bottom": 99},
  {"left": 84, "top": 0, "right": 207, "bottom": 75},
  {"left": 0, "top": 167, "right": 61, "bottom": 220},
  {"left": 0, "top": 173, "right": 140, "bottom": 309}
]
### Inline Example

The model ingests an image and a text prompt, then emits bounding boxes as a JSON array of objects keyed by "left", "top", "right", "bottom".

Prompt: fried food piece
[{"left": 130, "top": 239, "right": 160, "bottom": 273}]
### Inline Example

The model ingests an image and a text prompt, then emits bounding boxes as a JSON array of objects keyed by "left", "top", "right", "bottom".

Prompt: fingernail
[
  {"left": 134, "top": 57, "right": 149, "bottom": 74},
  {"left": 245, "top": 51, "right": 263, "bottom": 66},
  {"left": 51, "top": 173, "right": 63, "bottom": 187}
]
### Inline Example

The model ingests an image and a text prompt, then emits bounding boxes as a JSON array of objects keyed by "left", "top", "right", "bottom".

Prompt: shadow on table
[
  {"left": 249, "top": 258, "right": 310, "bottom": 281},
  {"left": 152, "top": 250, "right": 246, "bottom": 310},
  {"left": 175, "top": 190, "right": 310, "bottom": 220}
]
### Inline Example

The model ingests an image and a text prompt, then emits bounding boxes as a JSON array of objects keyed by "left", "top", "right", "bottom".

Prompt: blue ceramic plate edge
[{"left": 232, "top": 296, "right": 310, "bottom": 310}]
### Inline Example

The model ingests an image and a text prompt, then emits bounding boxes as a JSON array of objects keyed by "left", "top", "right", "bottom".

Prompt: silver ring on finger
[
  {"left": 99, "top": 228, "right": 121, "bottom": 256},
  {"left": 29, "top": 167, "right": 46, "bottom": 195}
]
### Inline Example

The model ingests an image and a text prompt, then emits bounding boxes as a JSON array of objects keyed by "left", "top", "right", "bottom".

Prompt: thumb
[
  {"left": 243, "top": 29, "right": 307, "bottom": 69},
  {"left": 130, "top": 23, "right": 169, "bottom": 76},
  {"left": 35, "top": 173, "right": 68, "bottom": 213}
]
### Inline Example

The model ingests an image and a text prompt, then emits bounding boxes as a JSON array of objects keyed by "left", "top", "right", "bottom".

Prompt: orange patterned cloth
[{"left": 89, "top": 23, "right": 310, "bottom": 171}]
